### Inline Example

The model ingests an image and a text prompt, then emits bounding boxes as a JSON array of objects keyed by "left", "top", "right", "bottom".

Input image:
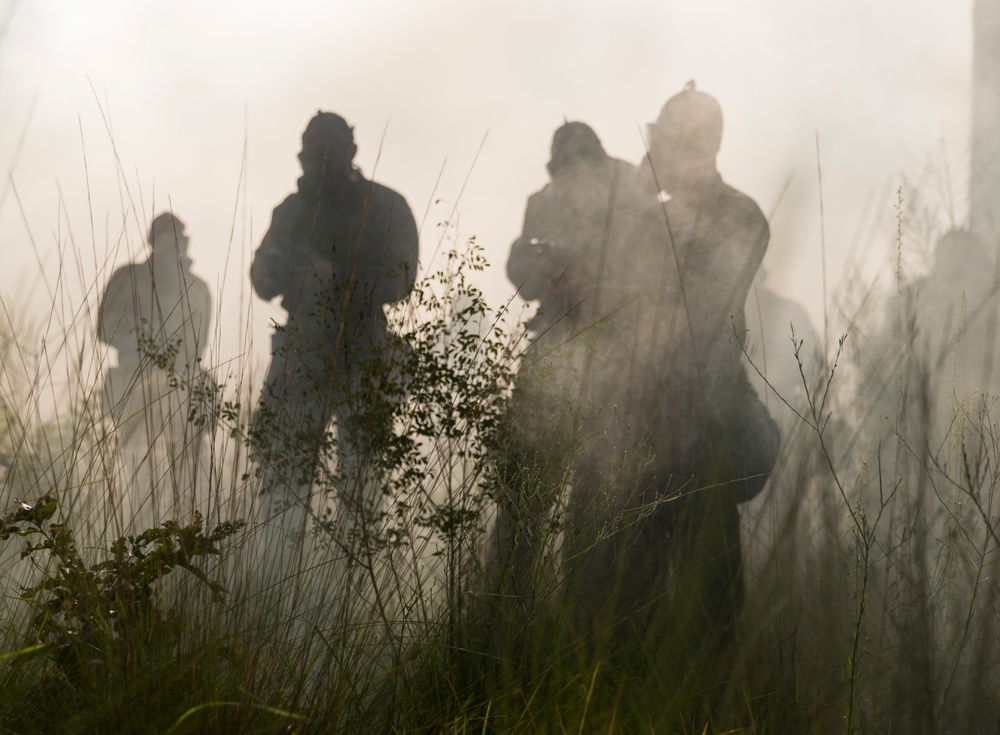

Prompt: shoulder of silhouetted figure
[
  {"left": 359, "top": 178, "right": 417, "bottom": 231},
  {"left": 697, "top": 177, "right": 770, "bottom": 248}
]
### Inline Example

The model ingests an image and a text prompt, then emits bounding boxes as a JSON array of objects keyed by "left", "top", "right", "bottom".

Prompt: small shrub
[{"left": 1, "top": 493, "right": 243, "bottom": 691}]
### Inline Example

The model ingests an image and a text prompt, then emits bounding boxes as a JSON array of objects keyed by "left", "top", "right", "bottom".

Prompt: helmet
[
  {"left": 652, "top": 81, "right": 723, "bottom": 158},
  {"left": 548, "top": 121, "right": 606, "bottom": 176},
  {"left": 302, "top": 111, "right": 355, "bottom": 152}
]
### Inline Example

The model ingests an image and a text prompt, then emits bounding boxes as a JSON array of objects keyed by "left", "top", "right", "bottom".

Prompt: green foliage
[
  {"left": 243, "top": 235, "right": 516, "bottom": 566},
  {"left": 135, "top": 323, "right": 223, "bottom": 431},
  {"left": 1, "top": 494, "right": 243, "bottom": 691},
  {"left": 136, "top": 327, "right": 182, "bottom": 375}
]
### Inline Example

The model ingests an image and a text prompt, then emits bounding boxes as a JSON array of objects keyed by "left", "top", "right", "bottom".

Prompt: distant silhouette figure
[
  {"left": 744, "top": 264, "right": 822, "bottom": 420},
  {"left": 578, "top": 83, "right": 779, "bottom": 648},
  {"left": 251, "top": 111, "right": 418, "bottom": 537},
  {"left": 98, "top": 212, "right": 213, "bottom": 527},
  {"left": 904, "top": 229, "right": 1000, "bottom": 431}
]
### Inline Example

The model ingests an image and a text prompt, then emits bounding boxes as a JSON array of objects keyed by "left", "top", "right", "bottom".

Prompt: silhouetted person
[
  {"left": 744, "top": 264, "right": 822, "bottom": 422},
  {"left": 98, "top": 212, "right": 213, "bottom": 528},
  {"left": 491, "top": 121, "right": 641, "bottom": 638},
  {"left": 579, "top": 83, "right": 779, "bottom": 653},
  {"left": 507, "top": 122, "right": 640, "bottom": 347},
  {"left": 903, "top": 229, "right": 1000, "bottom": 434},
  {"left": 251, "top": 111, "right": 418, "bottom": 539},
  {"left": 742, "top": 264, "right": 824, "bottom": 582},
  {"left": 645, "top": 81, "right": 778, "bottom": 638}
]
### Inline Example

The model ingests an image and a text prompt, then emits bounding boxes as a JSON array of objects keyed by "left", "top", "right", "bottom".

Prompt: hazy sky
[{"left": 0, "top": 0, "right": 976, "bottom": 385}]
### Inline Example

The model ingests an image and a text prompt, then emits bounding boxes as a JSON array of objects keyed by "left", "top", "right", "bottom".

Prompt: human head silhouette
[
  {"left": 148, "top": 213, "right": 188, "bottom": 255},
  {"left": 647, "top": 81, "right": 723, "bottom": 194},
  {"left": 299, "top": 111, "right": 357, "bottom": 183},
  {"left": 547, "top": 121, "right": 606, "bottom": 177}
]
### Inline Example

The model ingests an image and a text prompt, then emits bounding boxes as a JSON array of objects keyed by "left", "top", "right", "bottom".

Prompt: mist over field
[
  {"left": 3, "top": 2, "right": 1000, "bottom": 732},
  {"left": 0, "top": 0, "right": 979, "bottom": 378}
]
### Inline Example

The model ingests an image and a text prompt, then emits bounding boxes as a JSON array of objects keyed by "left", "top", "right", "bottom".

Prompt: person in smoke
[
  {"left": 489, "top": 121, "right": 641, "bottom": 635},
  {"left": 507, "top": 121, "right": 639, "bottom": 346},
  {"left": 251, "top": 111, "right": 419, "bottom": 539},
  {"left": 98, "top": 212, "right": 214, "bottom": 527},
  {"left": 744, "top": 262, "right": 823, "bottom": 422},
  {"left": 578, "top": 82, "right": 780, "bottom": 649},
  {"left": 902, "top": 229, "right": 1000, "bottom": 437}
]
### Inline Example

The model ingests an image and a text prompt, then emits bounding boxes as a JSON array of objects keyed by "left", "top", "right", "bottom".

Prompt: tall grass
[{"left": 2, "top": 158, "right": 1000, "bottom": 735}]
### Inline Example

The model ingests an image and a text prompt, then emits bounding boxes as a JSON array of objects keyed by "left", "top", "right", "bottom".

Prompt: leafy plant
[{"left": 1, "top": 493, "right": 243, "bottom": 689}]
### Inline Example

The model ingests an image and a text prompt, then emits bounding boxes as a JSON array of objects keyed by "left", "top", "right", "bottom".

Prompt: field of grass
[{"left": 1, "top": 158, "right": 999, "bottom": 735}]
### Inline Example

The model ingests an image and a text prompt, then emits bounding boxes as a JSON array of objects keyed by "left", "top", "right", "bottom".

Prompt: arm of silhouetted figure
[
  {"left": 506, "top": 190, "right": 560, "bottom": 301},
  {"left": 190, "top": 277, "right": 212, "bottom": 362},
  {"left": 251, "top": 197, "right": 298, "bottom": 303},
  {"left": 97, "top": 267, "right": 137, "bottom": 353},
  {"left": 344, "top": 186, "right": 419, "bottom": 308},
  {"left": 373, "top": 190, "right": 419, "bottom": 305},
  {"left": 686, "top": 195, "right": 771, "bottom": 360}
]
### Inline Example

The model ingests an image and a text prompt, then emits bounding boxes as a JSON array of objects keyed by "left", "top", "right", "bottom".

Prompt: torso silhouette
[
  {"left": 99, "top": 248, "right": 211, "bottom": 416},
  {"left": 251, "top": 170, "right": 418, "bottom": 356}
]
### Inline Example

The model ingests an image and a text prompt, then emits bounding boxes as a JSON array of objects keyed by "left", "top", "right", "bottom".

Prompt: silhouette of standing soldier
[
  {"left": 903, "top": 229, "right": 1000, "bottom": 437},
  {"left": 641, "top": 82, "right": 778, "bottom": 640},
  {"left": 507, "top": 122, "right": 640, "bottom": 351},
  {"left": 581, "top": 83, "right": 779, "bottom": 651},
  {"left": 492, "top": 121, "right": 640, "bottom": 627},
  {"left": 251, "top": 111, "right": 418, "bottom": 537},
  {"left": 98, "top": 212, "right": 214, "bottom": 528}
]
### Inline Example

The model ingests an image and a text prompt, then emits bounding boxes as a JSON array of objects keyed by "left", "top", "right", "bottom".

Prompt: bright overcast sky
[{"left": 0, "top": 0, "right": 976, "bottom": 384}]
